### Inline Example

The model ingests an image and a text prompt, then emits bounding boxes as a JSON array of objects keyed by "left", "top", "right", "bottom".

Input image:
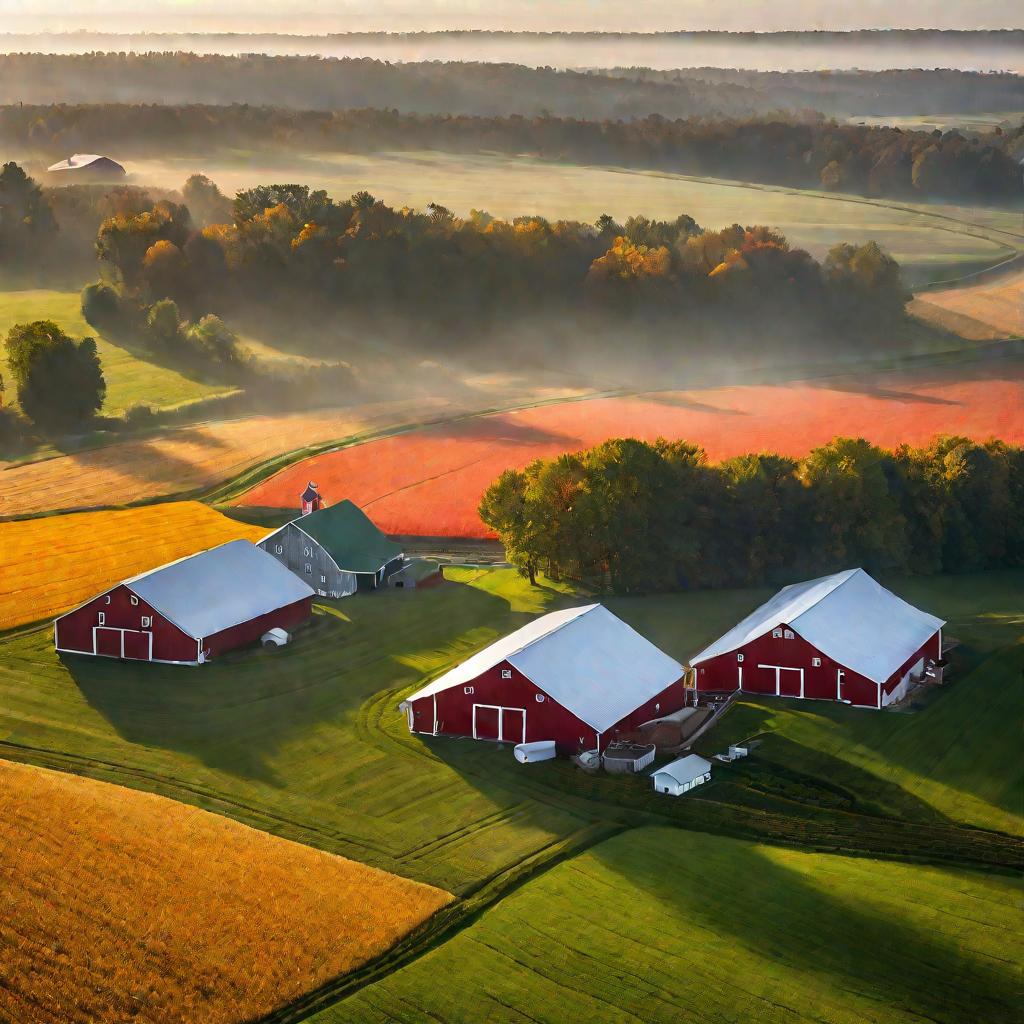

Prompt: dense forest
[
  {"left": 81, "top": 176, "right": 909, "bottom": 358},
  {"left": 2, "top": 53, "right": 1022, "bottom": 121},
  {"left": 480, "top": 436, "right": 1024, "bottom": 593},
  {"left": 603, "top": 68, "right": 1024, "bottom": 120},
  {"left": 6, "top": 104, "right": 1022, "bottom": 205}
]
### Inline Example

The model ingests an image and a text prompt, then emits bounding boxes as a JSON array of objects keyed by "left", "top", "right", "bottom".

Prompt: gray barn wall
[{"left": 259, "top": 524, "right": 357, "bottom": 598}]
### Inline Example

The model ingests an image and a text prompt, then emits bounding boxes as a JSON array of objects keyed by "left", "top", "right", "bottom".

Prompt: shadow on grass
[
  {"left": 589, "top": 831, "right": 1022, "bottom": 1024},
  {"left": 61, "top": 576, "right": 573, "bottom": 794}
]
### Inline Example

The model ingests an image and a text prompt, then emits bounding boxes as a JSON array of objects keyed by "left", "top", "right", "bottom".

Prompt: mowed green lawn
[
  {"left": 0, "top": 566, "right": 1019, "bottom": 900},
  {"left": 0, "top": 289, "right": 235, "bottom": 417},
  {"left": 608, "top": 570, "right": 1024, "bottom": 836},
  {"left": 325, "top": 827, "right": 1023, "bottom": 1024},
  {"left": 126, "top": 150, "right": 1023, "bottom": 286}
]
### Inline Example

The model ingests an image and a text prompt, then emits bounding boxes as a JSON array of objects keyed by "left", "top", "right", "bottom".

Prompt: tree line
[
  {"left": 87, "top": 177, "right": 909, "bottom": 356},
  {"left": 4, "top": 54, "right": 1018, "bottom": 122},
  {"left": 480, "top": 436, "right": 1024, "bottom": 593},
  {"left": 5, "top": 103, "right": 1022, "bottom": 206}
]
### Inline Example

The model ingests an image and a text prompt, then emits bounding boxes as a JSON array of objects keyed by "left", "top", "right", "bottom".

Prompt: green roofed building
[{"left": 258, "top": 500, "right": 404, "bottom": 597}]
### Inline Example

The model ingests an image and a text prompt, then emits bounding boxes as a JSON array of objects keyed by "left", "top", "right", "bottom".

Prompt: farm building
[
  {"left": 400, "top": 604, "right": 686, "bottom": 753},
  {"left": 54, "top": 540, "right": 313, "bottom": 665},
  {"left": 46, "top": 154, "right": 126, "bottom": 180},
  {"left": 259, "top": 500, "right": 404, "bottom": 596},
  {"left": 652, "top": 755, "right": 712, "bottom": 796},
  {"left": 689, "top": 568, "right": 944, "bottom": 709}
]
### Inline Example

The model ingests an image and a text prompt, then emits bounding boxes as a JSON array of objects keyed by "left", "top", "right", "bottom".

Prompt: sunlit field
[
  {"left": 0, "top": 289, "right": 234, "bottom": 416},
  {"left": 326, "top": 827, "right": 1023, "bottom": 1024},
  {"left": 123, "top": 151, "right": 1024, "bottom": 286},
  {"left": 0, "top": 758, "right": 451, "bottom": 1024},
  {"left": 238, "top": 364, "right": 1024, "bottom": 537},
  {"left": 0, "top": 501, "right": 265, "bottom": 630}
]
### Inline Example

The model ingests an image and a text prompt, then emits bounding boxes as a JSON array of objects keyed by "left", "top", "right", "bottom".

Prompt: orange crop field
[
  {"left": 238, "top": 363, "right": 1024, "bottom": 538},
  {"left": 0, "top": 397, "right": 464, "bottom": 519},
  {"left": 0, "top": 502, "right": 265, "bottom": 630},
  {"left": 911, "top": 266, "right": 1024, "bottom": 340},
  {"left": 0, "top": 758, "right": 451, "bottom": 1024}
]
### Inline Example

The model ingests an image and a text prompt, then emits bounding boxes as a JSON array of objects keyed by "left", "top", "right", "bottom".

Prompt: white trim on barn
[
  {"left": 471, "top": 704, "right": 527, "bottom": 744},
  {"left": 757, "top": 664, "right": 805, "bottom": 698}
]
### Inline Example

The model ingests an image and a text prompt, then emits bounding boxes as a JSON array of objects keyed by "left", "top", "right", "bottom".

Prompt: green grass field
[
  {"left": 323, "top": 827, "right": 1023, "bottom": 1024},
  {"left": 0, "top": 561, "right": 1020, "bottom": 1019},
  {"left": 0, "top": 289, "right": 235, "bottom": 418},
  {"left": 0, "top": 566, "right": 1019, "bottom": 896},
  {"left": 124, "top": 151, "right": 1024, "bottom": 287}
]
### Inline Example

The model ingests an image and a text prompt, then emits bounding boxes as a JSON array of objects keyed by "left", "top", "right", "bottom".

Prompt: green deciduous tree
[{"left": 4, "top": 320, "right": 105, "bottom": 433}]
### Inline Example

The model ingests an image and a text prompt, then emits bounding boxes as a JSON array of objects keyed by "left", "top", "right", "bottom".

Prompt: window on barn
[
  {"left": 772, "top": 628, "right": 783, "bottom": 638},
  {"left": 501, "top": 669, "right": 512, "bottom": 679},
  {"left": 142, "top": 616, "right": 152, "bottom": 628},
  {"left": 98, "top": 612, "right": 106, "bottom": 625},
  {"left": 130, "top": 596, "right": 139, "bottom": 606},
  {"left": 737, "top": 653, "right": 744, "bottom": 663},
  {"left": 464, "top": 686, "right": 474, "bottom": 695},
  {"left": 305, "top": 564, "right": 312, "bottom": 574},
  {"left": 320, "top": 575, "right": 327, "bottom": 584},
  {"left": 812, "top": 657, "right": 821, "bottom": 667},
  {"left": 275, "top": 544, "right": 283, "bottom": 554},
  {"left": 535, "top": 694, "right": 545, "bottom": 702},
  {"left": 105, "top": 595, "right": 111, "bottom": 605},
  {"left": 303, "top": 546, "right": 312, "bottom": 557},
  {"left": 784, "top": 629, "right": 795, "bottom": 639}
]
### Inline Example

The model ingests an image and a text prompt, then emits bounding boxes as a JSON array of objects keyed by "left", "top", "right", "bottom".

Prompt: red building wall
[
  {"left": 201, "top": 597, "right": 312, "bottom": 660},
  {"left": 56, "top": 586, "right": 313, "bottom": 664},
  {"left": 409, "top": 659, "right": 685, "bottom": 753},
  {"left": 55, "top": 584, "right": 198, "bottom": 663},
  {"left": 693, "top": 622, "right": 940, "bottom": 709}
]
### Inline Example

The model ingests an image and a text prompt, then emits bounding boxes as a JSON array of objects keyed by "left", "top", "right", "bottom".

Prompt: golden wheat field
[
  {"left": 0, "top": 758, "right": 452, "bottom": 1024},
  {"left": 0, "top": 502, "right": 266, "bottom": 630},
  {"left": 910, "top": 265, "right": 1024, "bottom": 340}
]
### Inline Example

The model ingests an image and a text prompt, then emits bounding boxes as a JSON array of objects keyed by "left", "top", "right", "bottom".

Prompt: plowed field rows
[{"left": 911, "top": 265, "right": 1024, "bottom": 340}]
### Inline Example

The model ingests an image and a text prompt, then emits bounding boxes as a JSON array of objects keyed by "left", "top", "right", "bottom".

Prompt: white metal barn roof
[
  {"left": 124, "top": 540, "right": 314, "bottom": 639},
  {"left": 689, "top": 568, "right": 944, "bottom": 683},
  {"left": 406, "top": 604, "right": 684, "bottom": 734},
  {"left": 47, "top": 154, "right": 123, "bottom": 172},
  {"left": 652, "top": 754, "right": 712, "bottom": 785}
]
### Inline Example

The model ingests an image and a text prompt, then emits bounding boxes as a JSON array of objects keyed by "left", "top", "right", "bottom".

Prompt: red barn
[
  {"left": 400, "top": 604, "right": 686, "bottom": 753},
  {"left": 689, "top": 568, "right": 944, "bottom": 709},
  {"left": 54, "top": 540, "right": 314, "bottom": 665}
]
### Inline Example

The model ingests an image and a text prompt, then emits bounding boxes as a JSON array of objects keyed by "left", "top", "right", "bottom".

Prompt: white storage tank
[{"left": 514, "top": 740, "right": 557, "bottom": 764}]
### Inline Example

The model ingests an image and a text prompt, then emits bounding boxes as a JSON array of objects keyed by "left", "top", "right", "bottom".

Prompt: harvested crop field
[
  {"left": 0, "top": 382, "right": 590, "bottom": 519},
  {"left": 911, "top": 265, "right": 1024, "bottom": 340},
  {"left": 0, "top": 758, "right": 451, "bottom": 1024},
  {"left": 0, "top": 501, "right": 264, "bottom": 629},
  {"left": 238, "top": 360, "right": 1024, "bottom": 537},
  {"left": 0, "top": 397, "right": 461, "bottom": 519}
]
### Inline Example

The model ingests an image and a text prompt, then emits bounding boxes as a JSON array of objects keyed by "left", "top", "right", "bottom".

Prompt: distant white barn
[{"left": 47, "top": 154, "right": 126, "bottom": 179}]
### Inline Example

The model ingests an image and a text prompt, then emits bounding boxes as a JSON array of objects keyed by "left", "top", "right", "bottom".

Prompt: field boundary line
[{"left": 256, "top": 821, "right": 626, "bottom": 1024}]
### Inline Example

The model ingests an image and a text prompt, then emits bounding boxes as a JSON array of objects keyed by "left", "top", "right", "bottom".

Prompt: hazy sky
[{"left": 0, "top": 0, "right": 1020, "bottom": 33}]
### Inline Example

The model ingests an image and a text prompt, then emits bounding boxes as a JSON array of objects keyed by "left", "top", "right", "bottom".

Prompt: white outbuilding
[{"left": 651, "top": 754, "right": 712, "bottom": 796}]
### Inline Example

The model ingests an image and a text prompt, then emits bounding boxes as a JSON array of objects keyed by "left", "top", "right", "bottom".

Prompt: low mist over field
[{"left": 0, "top": 29, "right": 1021, "bottom": 72}]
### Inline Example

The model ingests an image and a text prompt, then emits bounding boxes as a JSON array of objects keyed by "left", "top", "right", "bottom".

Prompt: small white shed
[{"left": 651, "top": 754, "right": 712, "bottom": 796}]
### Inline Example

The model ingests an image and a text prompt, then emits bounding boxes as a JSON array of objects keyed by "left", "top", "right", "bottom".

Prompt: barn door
[
  {"left": 501, "top": 708, "right": 526, "bottom": 744},
  {"left": 777, "top": 667, "right": 803, "bottom": 698},
  {"left": 94, "top": 627, "right": 122, "bottom": 658},
  {"left": 473, "top": 705, "right": 500, "bottom": 741},
  {"left": 122, "top": 630, "right": 153, "bottom": 661}
]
